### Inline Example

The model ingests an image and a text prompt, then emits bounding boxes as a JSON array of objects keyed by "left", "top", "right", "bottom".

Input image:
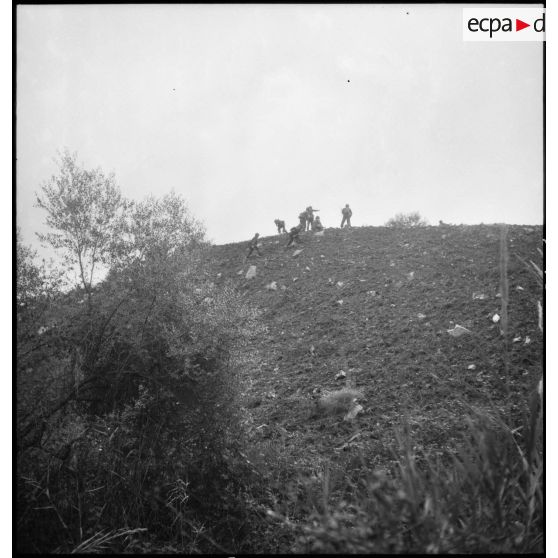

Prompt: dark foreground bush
[
  {"left": 17, "top": 255, "right": 265, "bottom": 552},
  {"left": 17, "top": 187, "right": 268, "bottom": 553}
]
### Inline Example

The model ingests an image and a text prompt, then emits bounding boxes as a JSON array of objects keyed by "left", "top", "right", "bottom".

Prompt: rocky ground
[{"left": 208, "top": 224, "right": 543, "bottom": 495}]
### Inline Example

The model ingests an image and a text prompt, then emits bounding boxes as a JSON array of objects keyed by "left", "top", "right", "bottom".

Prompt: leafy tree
[
  {"left": 35, "top": 150, "right": 129, "bottom": 303},
  {"left": 385, "top": 211, "right": 429, "bottom": 228}
]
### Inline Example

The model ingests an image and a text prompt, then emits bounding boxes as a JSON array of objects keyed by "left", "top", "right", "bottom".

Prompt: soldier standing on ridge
[
  {"left": 274, "top": 219, "right": 287, "bottom": 234},
  {"left": 305, "top": 206, "right": 320, "bottom": 231},
  {"left": 246, "top": 233, "right": 262, "bottom": 259},
  {"left": 341, "top": 204, "right": 352, "bottom": 228}
]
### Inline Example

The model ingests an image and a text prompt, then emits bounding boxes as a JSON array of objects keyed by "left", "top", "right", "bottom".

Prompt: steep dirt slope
[{"left": 207, "top": 225, "right": 543, "bottom": 470}]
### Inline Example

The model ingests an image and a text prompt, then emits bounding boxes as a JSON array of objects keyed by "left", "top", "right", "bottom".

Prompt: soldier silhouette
[
  {"left": 274, "top": 219, "right": 287, "bottom": 233},
  {"left": 285, "top": 224, "right": 303, "bottom": 248},
  {"left": 305, "top": 206, "right": 320, "bottom": 231},
  {"left": 246, "top": 233, "right": 262, "bottom": 259},
  {"left": 341, "top": 204, "right": 352, "bottom": 228}
]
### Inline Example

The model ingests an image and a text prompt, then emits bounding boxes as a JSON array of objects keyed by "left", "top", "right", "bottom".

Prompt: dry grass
[{"left": 67, "top": 528, "right": 147, "bottom": 554}]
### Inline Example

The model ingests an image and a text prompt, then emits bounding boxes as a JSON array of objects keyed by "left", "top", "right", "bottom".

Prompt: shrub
[{"left": 385, "top": 211, "right": 429, "bottom": 228}]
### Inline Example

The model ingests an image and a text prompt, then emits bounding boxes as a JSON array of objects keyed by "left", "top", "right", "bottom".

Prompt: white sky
[{"left": 17, "top": 3, "right": 543, "bottom": 252}]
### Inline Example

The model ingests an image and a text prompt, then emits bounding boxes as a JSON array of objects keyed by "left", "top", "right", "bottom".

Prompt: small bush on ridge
[{"left": 386, "top": 211, "right": 429, "bottom": 228}]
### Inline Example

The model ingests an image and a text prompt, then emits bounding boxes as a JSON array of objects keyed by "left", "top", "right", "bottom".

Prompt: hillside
[
  {"left": 16, "top": 221, "right": 543, "bottom": 554},
  {"left": 206, "top": 223, "right": 543, "bottom": 550}
]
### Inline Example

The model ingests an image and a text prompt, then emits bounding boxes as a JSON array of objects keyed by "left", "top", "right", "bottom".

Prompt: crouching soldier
[
  {"left": 312, "top": 216, "right": 324, "bottom": 232},
  {"left": 274, "top": 219, "right": 287, "bottom": 233},
  {"left": 285, "top": 225, "right": 302, "bottom": 248},
  {"left": 246, "top": 233, "right": 262, "bottom": 259},
  {"left": 340, "top": 204, "right": 352, "bottom": 228}
]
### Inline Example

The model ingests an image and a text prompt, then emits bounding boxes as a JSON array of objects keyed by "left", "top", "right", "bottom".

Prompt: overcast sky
[{"left": 17, "top": 3, "right": 543, "bottom": 253}]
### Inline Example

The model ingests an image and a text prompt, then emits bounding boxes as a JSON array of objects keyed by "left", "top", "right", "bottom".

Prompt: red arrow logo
[{"left": 516, "top": 18, "right": 530, "bottom": 31}]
